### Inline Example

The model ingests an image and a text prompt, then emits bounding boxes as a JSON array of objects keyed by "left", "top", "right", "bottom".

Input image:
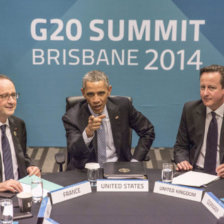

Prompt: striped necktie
[
  {"left": 204, "top": 112, "right": 218, "bottom": 174},
  {"left": 97, "top": 122, "right": 106, "bottom": 166},
  {"left": 1, "top": 125, "right": 14, "bottom": 180}
]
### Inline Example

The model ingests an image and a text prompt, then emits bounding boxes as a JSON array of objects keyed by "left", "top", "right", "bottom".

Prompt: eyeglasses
[{"left": 0, "top": 93, "right": 19, "bottom": 101}]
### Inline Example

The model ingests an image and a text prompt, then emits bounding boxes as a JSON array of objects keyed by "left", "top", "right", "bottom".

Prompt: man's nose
[
  {"left": 203, "top": 87, "right": 209, "bottom": 95},
  {"left": 93, "top": 95, "right": 100, "bottom": 103}
]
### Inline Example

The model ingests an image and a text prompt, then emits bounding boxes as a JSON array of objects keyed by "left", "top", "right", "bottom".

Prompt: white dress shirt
[
  {"left": 0, "top": 120, "right": 19, "bottom": 181},
  {"left": 83, "top": 105, "right": 118, "bottom": 162},
  {"left": 196, "top": 103, "right": 224, "bottom": 169}
]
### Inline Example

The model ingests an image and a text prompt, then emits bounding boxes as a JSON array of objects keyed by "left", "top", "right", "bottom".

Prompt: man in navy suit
[
  {"left": 174, "top": 65, "right": 224, "bottom": 177},
  {"left": 62, "top": 70, "right": 155, "bottom": 169},
  {"left": 0, "top": 75, "right": 40, "bottom": 192}
]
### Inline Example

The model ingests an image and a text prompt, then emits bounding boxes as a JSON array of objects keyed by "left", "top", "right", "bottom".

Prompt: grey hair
[{"left": 82, "top": 70, "right": 110, "bottom": 89}]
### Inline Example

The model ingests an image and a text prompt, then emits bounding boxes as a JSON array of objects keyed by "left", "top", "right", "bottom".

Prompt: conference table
[{"left": 14, "top": 168, "right": 224, "bottom": 224}]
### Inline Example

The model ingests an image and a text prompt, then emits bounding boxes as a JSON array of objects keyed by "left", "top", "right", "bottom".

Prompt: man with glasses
[{"left": 0, "top": 75, "right": 40, "bottom": 192}]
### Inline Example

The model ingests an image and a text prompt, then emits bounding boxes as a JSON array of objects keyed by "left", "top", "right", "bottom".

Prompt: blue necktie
[
  {"left": 1, "top": 125, "right": 14, "bottom": 180},
  {"left": 204, "top": 112, "right": 218, "bottom": 174},
  {"left": 97, "top": 122, "right": 106, "bottom": 165}
]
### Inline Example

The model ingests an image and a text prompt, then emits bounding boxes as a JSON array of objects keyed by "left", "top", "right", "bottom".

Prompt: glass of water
[
  {"left": 85, "top": 163, "right": 100, "bottom": 188},
  {"left": 0, "top": 199, "right": 13, "bottom": 224},
  {"left": 161, "top": 163, "right": 173, "bottom": 183},
  {"left": 31, "top": 177, "right": 43, "bottom": 203}
]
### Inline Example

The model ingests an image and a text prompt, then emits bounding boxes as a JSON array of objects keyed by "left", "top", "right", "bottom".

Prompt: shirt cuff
[
  {"left": 131, "top": 158, "right": 138, "bottom": 162},
  {"left": 82, "top": 129, "right": 94, "bottom": 145}
]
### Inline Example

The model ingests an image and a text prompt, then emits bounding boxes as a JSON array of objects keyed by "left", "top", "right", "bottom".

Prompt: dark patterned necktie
[
  {"left": 97, "top": 122, "right": 106, "bottom": 166},
  {"left": 204, "top": 112, "right": 218, "bottom": 174},
  {"left": 1, "top": 125, "right": 14, "bottom": 180}
]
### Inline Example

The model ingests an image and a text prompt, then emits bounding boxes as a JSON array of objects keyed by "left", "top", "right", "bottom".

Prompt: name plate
[
  {"left": 49, "top": 181, "right": 91, "bottom": 204},
  {"left": 37, "top": 197, "right": 52, "bottom": 224},
  {"left": 202, "top": 192, "right": 224, "bottom": 219},
  {"left": 153, "top": 181, "right": 203, "bottom": 202},
  {"left": 97, "top": 179, "right": 148, "bottom": 192}
]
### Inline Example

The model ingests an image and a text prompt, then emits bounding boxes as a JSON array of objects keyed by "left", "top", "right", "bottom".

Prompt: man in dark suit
[
  {"left": 63, "top": 70, "right": 155, "bottom": 169},
  {"left": 174, "top": 64, "right": 224, "bottom": 177},
  {"left": 0, "top": 75, "right": 40, "bottom": 192}
]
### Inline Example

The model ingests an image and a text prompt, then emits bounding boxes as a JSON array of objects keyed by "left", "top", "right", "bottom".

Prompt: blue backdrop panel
[{"left": 0, "top": 0, "right": 224, "bottom": 147}]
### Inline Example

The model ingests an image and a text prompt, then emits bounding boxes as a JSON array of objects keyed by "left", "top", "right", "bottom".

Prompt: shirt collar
[
  {"left": 206, "top": 103, "right": 224, "bottom": 118},
  {"left": 0, "top": 119, "right": 9, "bottom": 127}
]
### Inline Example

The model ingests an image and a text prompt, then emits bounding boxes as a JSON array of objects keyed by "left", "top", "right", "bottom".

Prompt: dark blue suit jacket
[
  {"left": 174, "top": 100, "right": 224, "bottom": 167},
  {"left": 0, "top": 116, "right": 31, "bottom": 182},
  {"left": 62, "top": 96, "right": 155, "bottom": 169}
]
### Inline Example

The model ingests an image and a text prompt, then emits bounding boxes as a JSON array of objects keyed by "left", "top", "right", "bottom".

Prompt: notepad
[{"left": 172, "top": 171, "right": 219, "bottom": 187}]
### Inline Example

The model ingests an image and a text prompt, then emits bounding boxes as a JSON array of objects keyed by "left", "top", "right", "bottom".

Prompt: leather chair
[{"left": 55, "top": 95, "right": 149, "bottom": 171}]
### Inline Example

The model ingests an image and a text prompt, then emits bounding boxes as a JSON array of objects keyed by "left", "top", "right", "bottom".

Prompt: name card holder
[
  {"left": 42, "top": 218, "right": 59, "bottom": 224},
  {"left": 97, "top": 179, "right": 148, "bottom": 192},
  {"left": 153, "top": 181, "right": 203, "bottom": 202},
  {"left": 37, "top": 197, "right": 52, "bottom": 224},
  {"left": 48, "top": 181, "right": 92, "bottom": 204},
  {"left": 202, "top": 192, "right": 224, "bottom": 219}
]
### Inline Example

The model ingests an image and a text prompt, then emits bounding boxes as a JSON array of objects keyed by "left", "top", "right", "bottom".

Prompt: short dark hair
[
  {"left": 82, "top": 70, "right": 110, "bottom": 89},
  {"left": 200, "top": 64, "right": 224, "bottom": 88}
]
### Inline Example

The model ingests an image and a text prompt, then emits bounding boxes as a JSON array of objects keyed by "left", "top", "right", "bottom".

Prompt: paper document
[
  {"left": 172, "top": 171, "right": 219, "bottom": 187},
  {"left": 20, "top": 183, "right": 48, "bottom": 197},
  {"left": 19, "top": 175, "right": 63, "bottom": 196}
]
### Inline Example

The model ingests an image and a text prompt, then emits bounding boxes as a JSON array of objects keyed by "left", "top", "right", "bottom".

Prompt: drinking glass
[
  {"left": 31, "top": 178, "right": 43, "bottom": 203},
  {"left": 161, "top": 163, "right": 173, "bottom": 183},
  {"left": 0, "top": 199, "right": 13, "bottom": 224}
]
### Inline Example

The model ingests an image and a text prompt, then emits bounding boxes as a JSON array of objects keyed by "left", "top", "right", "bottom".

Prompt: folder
[{"left": 103, "top": 162, "right": 147, "bottom": 179}]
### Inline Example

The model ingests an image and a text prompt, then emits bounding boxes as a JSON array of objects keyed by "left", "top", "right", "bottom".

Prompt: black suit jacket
[
  {"left": 62, "top": 96, "right": 155, "bottom": 169},
  {"left": 0, "top": 116, "right": 31, "bottom": 182},
  {"left": 174, "top": 100, "right": 224, "bottom": 167}
]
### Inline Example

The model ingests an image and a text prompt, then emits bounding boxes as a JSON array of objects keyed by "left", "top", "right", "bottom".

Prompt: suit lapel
[
  {"left": 80, "top": 103, "right": 91, "bottom": 129},
  {"left": 0, "top": 129, "right": 2, "bottom": 181},
  {"left": 193, "top": 103, "right": 206, "bottom": 163},
  {"left": 219, "top": 115, "right": 224, "bottom": 163},
  {"left": 8, "top": 117, "right": 21, "bottom": 162},
  {"left": 8, "top": 117, "right": 25, "bottom": 175},
  {"left": 107, "top": 99, "right": 121, "bottom": 153},
  {"left": 8, "top": 117, "right": 18, "bottom": 151}
]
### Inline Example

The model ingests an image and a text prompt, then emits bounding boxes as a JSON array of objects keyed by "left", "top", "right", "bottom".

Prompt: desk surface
[{"left": 18, "top": 169, "right": 224, "bottom": 224}]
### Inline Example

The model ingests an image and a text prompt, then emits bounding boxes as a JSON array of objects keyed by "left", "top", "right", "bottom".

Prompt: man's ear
[
  {"left": 81, "top": 88, "right": 85, "bottom": 97},
  {"left": 108, "top": 85, "right": 112, "bottom": 95}
]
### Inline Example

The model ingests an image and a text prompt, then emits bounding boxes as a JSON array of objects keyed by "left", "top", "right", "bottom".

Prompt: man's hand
[
  {"left": 176, "top": 160, "right": 193, "bottom": 171},
  {"left": 0, "top": 179, "right": 23, "bottom": 193},
  {"left": 216, "top": 164, "right": 224, "bottom": 178},
  {"left": 85, "top": 114, "right": 106, "bottom": 137},
  {"left": 27, "top": 166, "right": 41, "bottom": 177}
]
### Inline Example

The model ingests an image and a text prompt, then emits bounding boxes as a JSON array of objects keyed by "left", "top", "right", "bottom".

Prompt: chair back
[
  {"left": 66, "top": 96, "right": 85, "bottom": 111},
  {"left": 66, "top": 95, "right": 132, "bottom": 112}
]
